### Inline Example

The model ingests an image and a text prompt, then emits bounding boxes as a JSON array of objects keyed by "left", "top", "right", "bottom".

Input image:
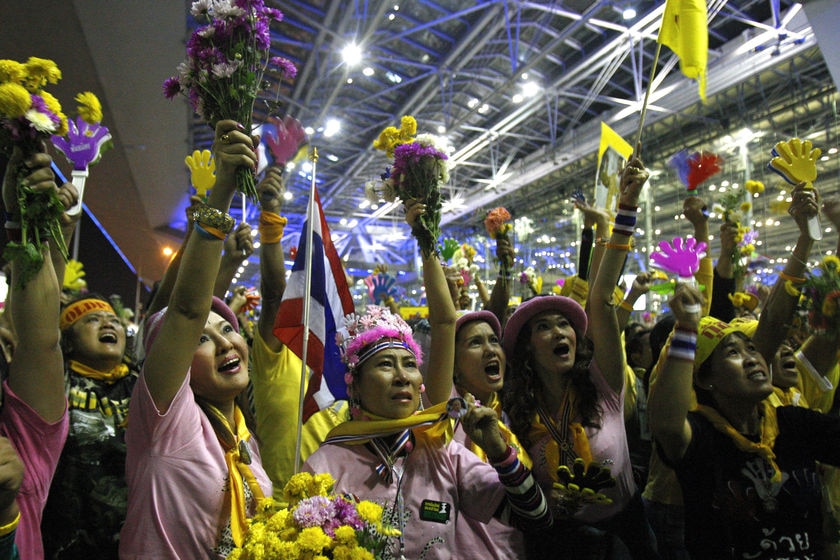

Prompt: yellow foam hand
[
  {"left": 63, "top": 259, "right": 87, "bottom": 291},
  {"left": 184, "top": 149, "right": 216, "bottom": 197},
  {"left": 768, "top": 138, "right": 821, "bottom": 186}
]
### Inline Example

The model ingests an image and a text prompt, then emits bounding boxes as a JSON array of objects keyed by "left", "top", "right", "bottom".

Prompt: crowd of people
[{"left": 0, "top": 117, "right": 839, "bottom": 560}]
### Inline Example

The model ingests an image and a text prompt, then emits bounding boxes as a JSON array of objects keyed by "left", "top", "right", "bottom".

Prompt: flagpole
[
  {"left": 632, "top": 41, "right": 662, "bottom": 154},
  {"left": 294, "top": 147, "right": 318, "bottom": 474}
]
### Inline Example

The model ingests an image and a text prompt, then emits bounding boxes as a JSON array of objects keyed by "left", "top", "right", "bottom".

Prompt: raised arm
[
  {"left": 142, "top": 121, "right": 256, "bottom": 410},
  {"left": 484, "top": 236, "right": 514, "bottom": 323},
  {"left": 405, "top": 199, "right": 456, "bottom": 405},
  {"left": 256, "top": 166, "right": 288, "bottom": 351},
  {"left": 213, "top": 221, "right": 254, "bottom": 299},
  {"left": 589, "top": 155, "right": 648, "bottom": 393},
  {"left": 2, "top": 148, "right": 66, "bottom": 422},
  {"left": 647, "top": 283, "right": 703, "bottom": 463},
  {"left": 752, "top": 183, "right": 817, "bottom": 364}
]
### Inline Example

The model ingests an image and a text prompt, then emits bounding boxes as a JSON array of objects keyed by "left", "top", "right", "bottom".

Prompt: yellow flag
[{"left": 657, "top": 0, "right": 708, "bottom": 102}]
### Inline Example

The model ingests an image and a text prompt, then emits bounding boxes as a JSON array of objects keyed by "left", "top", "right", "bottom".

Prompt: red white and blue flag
[{"left": 274, "top": 188, "right": 355, "bottom": 422}]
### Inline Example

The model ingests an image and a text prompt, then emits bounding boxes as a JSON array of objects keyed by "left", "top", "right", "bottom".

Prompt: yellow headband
[{"left": 60, "top": 299, "right": 116, "bottom": 330}]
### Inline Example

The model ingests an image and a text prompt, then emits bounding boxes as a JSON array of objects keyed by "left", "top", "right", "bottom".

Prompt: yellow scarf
[
  {"left": 528, "top": 392, "right": 593, "bottom": 482},
  {"left": 325, "top": 400, "right": 453, "bottom": 447},
  {"left": 468, "top": 393, "right": 533, "bottom": 469},
  {"left": 204, "top": 404, "right": 265, "bottom": 548},
  {"left": 768, "top": 386, "right": 807, "bottom": 408},
  {"left": 68, "top": 359, "right": 130, "bottom": 384},
  {"left": 695, "top": 402, "right": 782, "bottom": 484}
]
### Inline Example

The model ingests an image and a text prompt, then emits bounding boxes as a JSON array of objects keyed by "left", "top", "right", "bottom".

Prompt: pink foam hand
[
  {"left": 51, "top": 116, "right": 112, "bottom": 171},
  {"left": 265, "top": 115, "right": 306, "bottom": 166},
  {"left": 650, "top": 236, "right": 707, "bottom": 278}
]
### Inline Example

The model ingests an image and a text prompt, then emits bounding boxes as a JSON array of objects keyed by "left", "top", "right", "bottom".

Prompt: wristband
[
  {"left": 192, "top": 203, "right": 234, "bottom": 234},
  {"left": 619, "top": 300, "right": 634, "bottom": 312},
  {"left": 489, "top": 444, "right": 517, "bottom": 468},
  {"left": 612, "top": 205, "right": 637, "bottom": 236},
  {"left": 258, "top": 211, "right": 287, "bottom": 244},
  {"left": 606, "top": 242, "right": 631, "bottom": 251},
  {"left": 783, "top": 280, "right": 802, "bottom": 298},
  {"left": 779, "top": 271, "right": 806, "bottom": 284},
  {"left": 668, "top": 328, "right": 698, "bottom": 362},
  {"left": 193, "top": 222, "right": 226, "bottom": 241},
  {"left": 0, "top": 511, "right": 19, "bottom": 537}
]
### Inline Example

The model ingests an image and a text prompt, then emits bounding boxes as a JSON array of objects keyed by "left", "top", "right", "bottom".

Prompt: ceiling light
[
  {"left": 829, "top": 147, "right": 838, "bottom": 154},
  {"left": 362, "top": 67, "right": 374, "bottom": 76},
  {"left": 346, "top": 78, "right": 353, "bottom": 84},
  {"left": 478, "top": 103, "right": 489, "bottom": 114},
  {"left": 340, "top": 218, "right": 347, "bottom": 225},
  {"left": 512, "top": 93, "right": 524, "bottom": 104},
  {"left": 162, "top": 246, "right": 173, "bottom": 257},
  {"left": 386, "top": 71, "right": 402, "bottom": 84},
  {"left": 522, "top": 81, "right": 540, "bottom": 97},
  {"left": 468, "top": 98, "right": 479, "bottom": 108},
  {"left": 283, "top": 191, "right": 293, "bottom": 201},
  {"left": 326, "top": 153, "right": 339, "bottom": 162},
  {"left": 388, "top": 13, "right": 395, "bottom": 21},
  {"left": 304, "top": 126, "right": 315, "bottom": 135},
  {"left": 342, "top": 43, "right": 362, "bottom": 66},
  {"left": 437, "top": 125, "right": 446, "bottom": 134},
  {"left": 622, "top": 7, "right": 637, "bottom": 19},
  {"left": 324, "top": 118, "right": 341, "bottom": 137},
  {"left": 359, "top": 200, "right": 370, "bottom": 209},
  {"left": 393, "top": 4, "right": 399, "bottom": 10},
  {"left": 301, "top": 161, "right": 313, "bottom": 173}
]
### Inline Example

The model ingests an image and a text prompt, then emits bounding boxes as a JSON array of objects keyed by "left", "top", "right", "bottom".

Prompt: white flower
[
  {"left": 211, "top": 60, "right": 242, "bottom": 79},
  {"left": 25, "top": 109, "right": 57, "bottom": 133},
  {"left": 211, "top": 1, "right": 245, "bottom": 18},
  {"left": 190, "top": 0, "right": 214, "bottom": 17}
]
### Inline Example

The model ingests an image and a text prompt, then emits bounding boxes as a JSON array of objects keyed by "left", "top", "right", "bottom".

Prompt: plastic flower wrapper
[
  {"left": 799, "top": 256, "right": 840, "bottom": 336},
  {"left": 520, "top": 266, "right": 542, "bottom": 296},
  {"left": 185, "top": 149, "right": 216, "bottom": 199},
  {"left": 484, "top": 206, "right": 514, "bottom": 276},
  {"left": 162, "top": 0, "right": 297, "bottom": 202},
  {"left": 552, "top": 458, "right": 616, "bottom": 519},
  {"left": 713, "top": 184, "right": 761, "bottom": 278},
  {"left": 228, "top": 472, "right": 401, "bottom": 560},
  {"left": 767, "top": 137, "right": 822, "bottom": 240},
  {"left": 0, "top": 56, "right": 71, "bottom": 287},
  {"left": 371, "top": 116, "right": 449, "bottom": 257}
]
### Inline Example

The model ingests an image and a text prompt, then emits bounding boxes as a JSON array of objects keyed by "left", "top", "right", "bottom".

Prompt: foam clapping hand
[
  {"left": 185, "top": 150, "right": 216, "bottom": 197},
  {"left": 650, "top": 236, "right": 707, "bottom": 279},
  {"left": 52, "top": 116, "right": 112, "bottom": 171},
  {"left": 768, "top": 138, "right": 821, "bottom": 185}
]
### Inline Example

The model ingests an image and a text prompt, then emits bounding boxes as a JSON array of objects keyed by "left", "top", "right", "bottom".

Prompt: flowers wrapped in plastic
[
  {"left": 800, "top": 256, "right": 840, "bottom": 336},
  {"left": 227, "top": 472, "right": 401, "bottom": 560},
  {"left": 712, "top": 184, "right": 760, "bottom": 279},
  {"left": 484, "top": 206, "right": 514, "bottom": 276},
  {"left": 0, "top": 56, "right": 74, "bottom": 286},
  {"left": 369, "top": 115, "right": 450, "bottom": 257},
  {"left": 163, "top": 0, "right": 297, "bottom": 201}
]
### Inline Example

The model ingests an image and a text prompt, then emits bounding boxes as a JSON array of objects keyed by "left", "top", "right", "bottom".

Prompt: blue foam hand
[
  {"left": 668, "top": 149, "right": 691, "bottom": 188},
  {"left": 650, "top": 236, "right": 708, "bottom": 278},
  {"left": 372, "top": 273, "right": 397, "bottom": 302}
]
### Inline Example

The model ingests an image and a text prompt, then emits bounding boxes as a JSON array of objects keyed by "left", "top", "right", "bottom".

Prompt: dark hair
[
  {"left": 503, "top": 321, "right": 599, "bottom": 450},
  {"left": 626, "top": 328, "right": 652, "bottom": 369}
]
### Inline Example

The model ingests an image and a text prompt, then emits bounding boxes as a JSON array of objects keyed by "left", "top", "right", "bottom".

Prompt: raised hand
[
  {"left": 768, "top": 138, "right": 821, "bottom": 185},
  {"left": 51, "top": 115, "right": 112, "bottom": 171},
  {"left": 552, "top": 458, "right": 616, "bottom": 517},
  {"left": 185, "top": 149, "right": 216, "bottom": 197},
  {"left": 650, "top": 236, "right": 707, "bottom": 279}
]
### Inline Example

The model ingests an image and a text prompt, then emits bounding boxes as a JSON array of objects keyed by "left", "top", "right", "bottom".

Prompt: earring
[{"left": 708, "top": 384, "right": 714, "bottom": 390}]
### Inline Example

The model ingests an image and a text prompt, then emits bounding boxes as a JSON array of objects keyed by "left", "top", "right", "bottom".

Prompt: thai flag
[{"left": 273, "top": 188, "right": 355, "bottom": 422}]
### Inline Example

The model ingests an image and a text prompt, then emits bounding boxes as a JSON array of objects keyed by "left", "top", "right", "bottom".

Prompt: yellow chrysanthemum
[
  {"left": 296, "top": 527, "right": 332, "bottom": 552},
  {"left": 0, "top": 82, "right": 32, "bottom": 118},
  {"left": 355, "top": 501, "right": 383, "bottom": 525},
  {"left": 352, "top": 547, "right": 376, "bottom": 560},
  {"left": 332, "top": 525, "right": 358, "bottom": 546},
  {"left": 745, "top": 180, "right": 765, "bottom": 195},
  {"left": 310, "top": 473, "right": 335, "bottom": 497},
  {"left": 740, "top": 201, "right": 752, "bottom": 213},
  {"left": 398, "top": 115, "right": 417, "bottom": 140},
  {"left": 0, "top": 60, "right": 25, "bottom": 84},
  {"left": 821, "top": 256, "right": 840, "bottom": 272},
  {"left": 75, "top": 91, "right": 102, "bottom": 124},
  {"left": 22, "top": 56, "right": 61, "bottom": 92},
  {"left": 283, "top": 472, "right": 313, "bottom": 504},
  {"left": 265, "top": 508, "right": 291, "bottom": 532},
  {"left": 227, "top": 549, "right": 243, "bottom": 560}
]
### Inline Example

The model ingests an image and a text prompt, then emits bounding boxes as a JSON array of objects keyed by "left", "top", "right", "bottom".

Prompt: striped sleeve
[{"left": 491, "top": 445, "right": 553, "bottom": 531}]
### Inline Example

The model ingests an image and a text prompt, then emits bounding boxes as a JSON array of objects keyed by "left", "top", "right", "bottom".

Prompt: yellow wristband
[
  {"left": 619, "top": 300, "right": 634, "bottom": 312},
  {"left": 783, "top": 280, "right": 803, "bottom": 298},
  {"left": 606, "top": 242, "right": 631, "bottom": 251},
  {"left": 259, "top": 211, "right": 288, "bottom": 244},
  {"left": 0, "top": 511, "right": 20, "bottom": 537}
]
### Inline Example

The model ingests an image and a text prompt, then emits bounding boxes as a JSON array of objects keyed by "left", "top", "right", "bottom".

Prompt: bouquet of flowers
[
  {"left": 163, "top": 0, "right": 297, "bottom": 201},
  {"left": 0, "top": 56, "right": 73, "bottom": 286},
  {"left": 712, "top": 184, "right": 761, "bottom": 279},
  {"left": 484, "top": 206, "right": 514, "bottom": 276},
  {"left": 368, "top": 115, "right": 450, "bottom": 257},
  {"left": 800, "top": 255, "right": 840, "bottom": 336},
  {"left": 227, "top": 472, "right": 401, "bottom": 560},
  {"left": 520, "top": 266, "right": 542, "bottom": 296}
]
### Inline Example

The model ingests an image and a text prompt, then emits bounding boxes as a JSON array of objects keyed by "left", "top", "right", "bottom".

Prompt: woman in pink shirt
[{"left": 120, "top": 121, "right": 271, "bottom": 560}]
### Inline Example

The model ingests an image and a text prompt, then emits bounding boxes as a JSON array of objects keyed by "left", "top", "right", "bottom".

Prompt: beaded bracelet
[
  {"left": 258, "top": 211, "right": 288, "bottom": 244},
  {"left": 668, "top": 328, "right": 698, "bottom": 362},
  {"left": 193, "top": 203, "right": 235, "bottom": 235},
  {"left": 194, "top": 222, "right": 226, "bottom": 241}
]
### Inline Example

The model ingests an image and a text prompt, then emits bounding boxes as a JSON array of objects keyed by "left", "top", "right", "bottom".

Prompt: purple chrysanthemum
[
  {"left": 293, "top": 496, "right": 336, "bottom": 528},
  {"left": 270, "top": 57, "right": 297, "bottom": 79},
  {"left": 162, "top": 77, "right": 182, "bottom": 99}
]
